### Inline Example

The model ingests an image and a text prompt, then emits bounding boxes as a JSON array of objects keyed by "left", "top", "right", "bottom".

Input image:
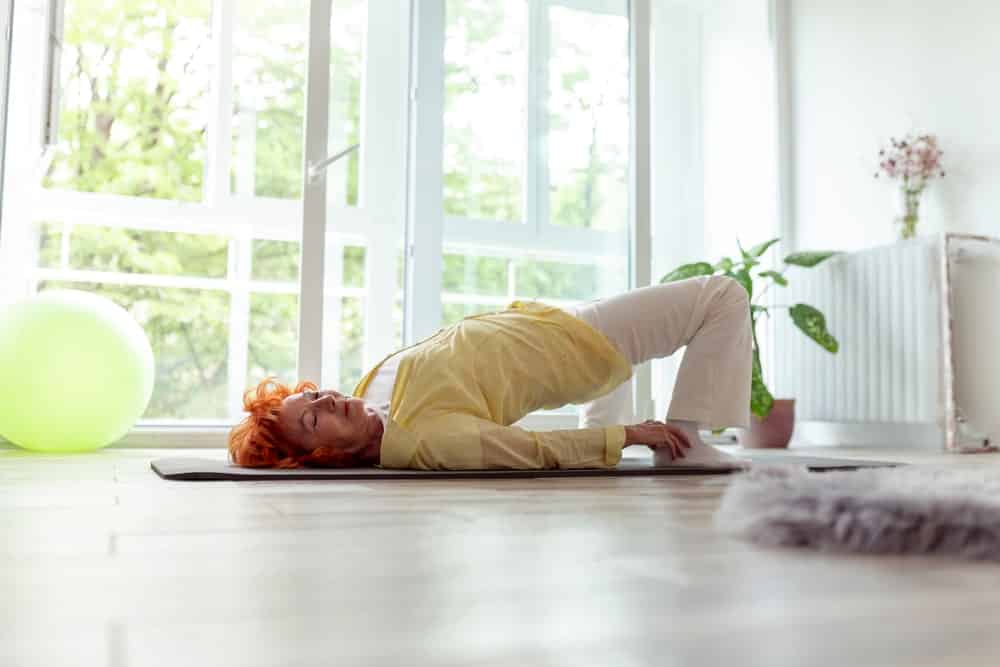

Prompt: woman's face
[{"left": 278, "top": 389, "right": 377, "bottom": 453}]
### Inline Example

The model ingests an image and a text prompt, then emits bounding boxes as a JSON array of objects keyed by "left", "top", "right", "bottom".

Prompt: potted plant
[{"left": 661, "top": 239, "right": 840, "bottom": 447}]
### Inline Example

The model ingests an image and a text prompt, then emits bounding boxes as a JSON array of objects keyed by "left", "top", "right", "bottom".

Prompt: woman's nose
[{"left": 312, "top": 394, "right": 335, "bottom": 408}]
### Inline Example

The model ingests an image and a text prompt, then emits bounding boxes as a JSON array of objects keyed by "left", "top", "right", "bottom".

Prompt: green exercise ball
[{"left": 0, "top": 290, "right": 155, "bottom": 452}]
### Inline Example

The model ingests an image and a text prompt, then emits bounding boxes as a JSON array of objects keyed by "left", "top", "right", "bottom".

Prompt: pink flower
[{"left": 875, "top": 133, "right": 945, "bottom": 183}]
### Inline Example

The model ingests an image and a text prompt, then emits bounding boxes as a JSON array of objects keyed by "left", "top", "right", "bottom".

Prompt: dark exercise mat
[{"left": 151, "top": 451, "right": 899, "bottom": 481}]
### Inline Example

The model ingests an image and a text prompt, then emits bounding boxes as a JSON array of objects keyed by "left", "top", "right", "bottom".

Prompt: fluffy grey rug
[{"left": 716, "top": 465, "right": 1000, "bottom": 561}]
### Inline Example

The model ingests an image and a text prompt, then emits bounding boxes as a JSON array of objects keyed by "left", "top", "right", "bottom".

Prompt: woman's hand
[{"left": 624, "top": 420, "right": 691, "bottom": 461}]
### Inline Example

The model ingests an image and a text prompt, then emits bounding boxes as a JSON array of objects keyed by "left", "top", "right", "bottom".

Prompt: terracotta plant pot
[{"left": 739, "top": 399, "right": 796, "bottom": 449}]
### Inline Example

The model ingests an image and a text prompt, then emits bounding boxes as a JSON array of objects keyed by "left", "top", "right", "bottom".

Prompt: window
[{"left": 1, "top": 0, "right": 645, "bottom": 435}]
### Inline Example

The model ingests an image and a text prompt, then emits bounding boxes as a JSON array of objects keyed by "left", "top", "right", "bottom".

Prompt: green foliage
[
  {"left": 789, "top": 303, "right": 839, "bottom": 353},
  {"left": 517, "top": 260, "right": 599, "bottom": 301},
  {"left": 547, "top": 6, "right": 629, "bottom": 232},
  {"left": 660, "top": 262, "right": 715, "bottom": 283},
  {"left": 714, "top": 257, "right": 734, "bottom": 272},
  {"left": 758, "top": 270, "right": 787, "bottom": 286},
  {"left": 69, "top": 226, "right": 229, "bottom": 277},
  {"left": 442, "top": 254, "right": 508, "bottom": 296},
  {"left": 731, "top": 269, "right": 753, "bottom": 299},
  {"left": 443, "top": 0, "right": 523, "bottom": 221},
  {"left": 750, "top": 349, "right": 774, "bottom": 419},
  {"left": 252, "top": 240, "right": 300, "bottom": 282},
  {"left": 660, "top": 239, "right": 841, "bottom": 419},
  {"left": 45, "top": 0, "right": 211, "bottom": 201},
  {"left": 248, "top": 293, "right": 299, "bottom": 389},
  {"left": 746, "top": 238, "right": 780, "bottom": 259},
  {"left": 784, "top": 251, "right": 838, "bottom": 268}
]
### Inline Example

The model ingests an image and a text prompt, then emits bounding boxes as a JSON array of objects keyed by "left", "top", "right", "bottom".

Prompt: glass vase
[{"left": 897, "top": 187, "right": 922, "bottom": 240}]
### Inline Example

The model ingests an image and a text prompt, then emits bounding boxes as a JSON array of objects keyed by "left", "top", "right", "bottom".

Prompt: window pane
[
  {"left": 327, "top": 0, "right": 366, "bottom": 208},
  {"left": 65, "top": 225, "right": 228, "bottom": 278},
  {"left": 248, "top": 293, "right": 298, "bottom": 386},
  {"left": 444, "top": 0, "right": 527, "bottom": 222},
  {"left": 515, "top": 259, "right": 600, "bottom": 301},
  {"left": 548, "top": 4, "right": 629, "bottom": 231},
  {"left": 252, "top": 240, "right": 299, "bottom": 281},
  {"left": 343, "top": 245, "right": 366, "bottom": 288},
  {"left": 38, "top": 282, "right": 229, "bottom": 420},
  {"left": 232, "top": 0, "right": 308, "bottom": 199},
  {"left": 515, "top": 257, "right": 627, "bottom": 302},
  {"left": 442, "top": 253, "right": 508, "bottom": 296},
  {"left": 338, "top": 296, "right": 365, "bottom": 390},
  {"left": 35, "top": 223, "right": 63, "bottom": 268},
  {"left": 441, "top": 302, "right": 497, "bottom": 327},
  {"left": 45, "top": 0, "right": 212, "bottom": 201}
]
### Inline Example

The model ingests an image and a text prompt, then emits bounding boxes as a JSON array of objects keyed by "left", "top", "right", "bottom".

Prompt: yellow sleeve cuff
[{"left": 603, "top": 426, "right": 626, "bottom": 467}]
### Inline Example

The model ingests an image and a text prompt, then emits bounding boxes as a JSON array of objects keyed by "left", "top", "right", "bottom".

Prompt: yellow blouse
[{"left": 353, "top": 301, "right": 632, "bottom": 470}]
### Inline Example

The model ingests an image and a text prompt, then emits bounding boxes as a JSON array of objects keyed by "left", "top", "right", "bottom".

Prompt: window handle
[{"left": 307, "top": 143, "right": 360, "bottom": 183}]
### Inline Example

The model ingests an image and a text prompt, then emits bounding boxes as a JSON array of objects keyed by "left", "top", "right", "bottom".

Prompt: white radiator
[{"left": 769, "top": 234, "right": 1000, "bottom": 451}]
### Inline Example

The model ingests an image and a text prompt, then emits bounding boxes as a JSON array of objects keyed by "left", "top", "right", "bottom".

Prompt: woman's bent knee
[{"left": 707, "top": 275, "right": 750, "bottom": 310}]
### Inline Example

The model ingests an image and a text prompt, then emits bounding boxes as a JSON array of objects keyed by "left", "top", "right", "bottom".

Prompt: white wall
[
  {"left": 651, "top": 0, "right": 778, "bottom": 270},
  {"left": 650, "top": 0, "right": 778, "bottom": 418},
  {"left": 651, "top": 1, "right": 704, "bottom": 279},
  {"left": 786, "top": 0, "right": 1000, "bottom": 250},
  {"left": 701, "top": 0, "right": 779, "bottom": 260}
]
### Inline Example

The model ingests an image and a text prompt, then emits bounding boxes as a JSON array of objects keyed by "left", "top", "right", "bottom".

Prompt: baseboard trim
[{"left": 792, "top": 421, "right": 944, "bottom": 450}]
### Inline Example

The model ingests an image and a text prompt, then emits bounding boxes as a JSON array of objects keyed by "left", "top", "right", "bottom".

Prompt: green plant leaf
[
  {"left": 750, "top": 349, "right": 774, "bottom": 419},
  {"left": 660, "top": 262, "right": 714, "bottom": 283},
  {"left": 789, "top": 303, "right": 839, "bottom": 353},
  {"left": 750, "top": 304, "right": 768, "bottom": 316},
  {"left": 730, "top": 268, "right": 753, "bottom": 299},
  {"left": 784, "top": 251, "right": 839, "bottom": 267},
  {"left": 714, "top": 257, "right": 733, "bottom": 272},
  {"left": 747, "top": 238, "right": 780, "bottom": 259},
  {"left": 758, "top": 270, "right": 788, "bottom": 286}
]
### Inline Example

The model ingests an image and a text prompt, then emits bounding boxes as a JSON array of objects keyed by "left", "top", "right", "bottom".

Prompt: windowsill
[
  {"left": 0, "top": 413, "right": 584, "bottom": 451},
  {"left": 0, "top": 426, "right": 232, "bottom": 450}
]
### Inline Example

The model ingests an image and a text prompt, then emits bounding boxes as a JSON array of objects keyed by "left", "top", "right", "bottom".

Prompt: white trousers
[{"left": 570, "top": 275, "right": 752, "bottom": 430}]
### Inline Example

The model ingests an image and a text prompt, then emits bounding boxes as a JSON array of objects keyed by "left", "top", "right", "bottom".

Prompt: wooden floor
[{"left": 3, "top": 446, "right": 1000, "bottom": 667}]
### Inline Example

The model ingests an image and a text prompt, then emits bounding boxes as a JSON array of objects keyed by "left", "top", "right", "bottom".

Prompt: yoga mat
[{"left": 151, "top": 452, "right": 899, "bottom": 481}]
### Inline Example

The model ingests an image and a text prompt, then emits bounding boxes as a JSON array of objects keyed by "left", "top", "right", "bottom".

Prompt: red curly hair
[{"left": 228, "top": 377, "right": 368, "bottom": 469}]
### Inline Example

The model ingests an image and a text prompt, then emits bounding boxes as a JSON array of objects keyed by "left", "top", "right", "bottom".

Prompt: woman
[{"left": 228, "top": 275, "right": 751, "bottom": 470}]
